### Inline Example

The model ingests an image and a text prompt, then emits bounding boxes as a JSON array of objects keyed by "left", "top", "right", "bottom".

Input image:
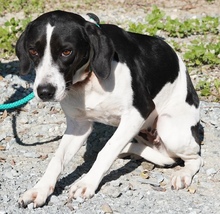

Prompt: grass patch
[
  {"left": 0, "top": 17, "right": 31, "bottom": 58},
  {"left": 0, "top": 0, "right": 45, "bottom": 15}
]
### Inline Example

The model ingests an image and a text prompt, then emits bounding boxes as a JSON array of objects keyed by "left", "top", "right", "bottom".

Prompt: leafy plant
[
  {"left": 0, "top": 17, "right": 31, "bottom": 58},
  {"left": 196, "top": 80, "right": 212, "bottom": 97},
  {"left": 214, "top": 79, "right": 220, "bottom": 99},
  {"left": 128, "top": 6, "right": 219, "bottom": 38},
  {"left": 184, "top": 39, "right": 220, "bottom": 67},
  {"left": 0, "top": 0, "right": 45, "bottom": 15},
  {"left": 197, "top": 79, "right": 220, "bottom": 101}
]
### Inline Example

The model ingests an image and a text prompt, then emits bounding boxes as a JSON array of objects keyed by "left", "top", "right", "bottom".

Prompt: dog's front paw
[
  {"left": 171, "top": 171, "right": 192, "bottom": 190},
  {"left": 69, "top": 179, "right": 96, "bottom": 199},
  {"left": 18, "top": 187, "right": 51, "bottom": 208}
]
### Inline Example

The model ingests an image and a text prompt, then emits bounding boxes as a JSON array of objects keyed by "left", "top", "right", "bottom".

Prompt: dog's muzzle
[{"left": 37, "top": 84, "right": 56, "bottom": 101}]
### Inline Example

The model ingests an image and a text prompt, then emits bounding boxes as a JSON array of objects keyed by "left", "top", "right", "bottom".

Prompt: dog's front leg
[
  {"left": 19, "top": 118, "right": 92, "bottom": 208},
  {"left": 69, "top": 108, "right": 146, "bottom": 199}
]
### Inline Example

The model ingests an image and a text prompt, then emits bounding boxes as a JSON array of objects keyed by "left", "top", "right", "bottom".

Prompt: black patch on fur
[
  {"left": 100, "top": 25, "right": 180, "bottom": 118},
  {"left": 191, "top": 122, "right": 203, "bottom": 146},
  {"left": 185, "top": 71, "right": 199, "bottom": 108}
]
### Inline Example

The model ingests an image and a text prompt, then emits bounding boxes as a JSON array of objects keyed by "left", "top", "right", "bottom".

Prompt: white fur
[{"left": 33, "top": 24, "right": 66, "bottom": 101}]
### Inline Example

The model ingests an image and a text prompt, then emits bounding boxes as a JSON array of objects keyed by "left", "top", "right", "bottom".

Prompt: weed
[
  {"left": 197, "top": 79, "right": 220, "bottom": 101},
  {"left": 0, "top": 17, "right": 31, "bottom": 58},
  {"left": 0, "top": 0, "right": 45, "bottom": 15},
  {"left": 184, "top": 39, "right": 220, "bottom": 67}
]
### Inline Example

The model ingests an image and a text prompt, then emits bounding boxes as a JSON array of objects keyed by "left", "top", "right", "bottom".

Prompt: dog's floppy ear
[
  {"left": 15, "top": 26, "right": 32, "bottom": 75},
  {"left": 85, "top": 23, "right": 115, "bottom": 79}
]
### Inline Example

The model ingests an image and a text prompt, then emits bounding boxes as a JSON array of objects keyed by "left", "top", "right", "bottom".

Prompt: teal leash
[{"left": 0, "top": 91, "right": 34, "bottom": 110}]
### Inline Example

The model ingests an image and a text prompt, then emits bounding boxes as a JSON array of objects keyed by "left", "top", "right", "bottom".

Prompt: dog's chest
[
  {"left": 61, "top": 63, "right": 134, "bottom": 126},
  {"left": 61, "top": 84, "right": 126, "bottom": 127}
]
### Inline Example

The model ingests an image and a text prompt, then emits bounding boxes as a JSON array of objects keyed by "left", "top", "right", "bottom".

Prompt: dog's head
[{"left": 16, "top": 10, "right": 115, "bottom": 101}]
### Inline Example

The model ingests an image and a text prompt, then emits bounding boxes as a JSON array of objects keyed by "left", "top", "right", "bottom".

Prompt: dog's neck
[
  {"left": 71, "top": 60, "right": 91, "bottom": 85},
  {"left": 71, "top": 63, "right": 92, "bottom": 88}
]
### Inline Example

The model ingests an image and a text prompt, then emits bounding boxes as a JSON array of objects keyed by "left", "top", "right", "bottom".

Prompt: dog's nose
[{"left": 37, "top": 84, "right": 56, "bottom": 101}]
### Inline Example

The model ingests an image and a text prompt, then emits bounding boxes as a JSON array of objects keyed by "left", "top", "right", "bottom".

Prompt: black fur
[
  {"left": 185, "top": 71, "right": 200, "bottom": 108},
  {"left": 99, "top": 25, "right": 180, "bottom": 118}
]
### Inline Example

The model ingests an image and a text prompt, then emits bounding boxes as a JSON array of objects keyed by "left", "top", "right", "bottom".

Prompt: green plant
[
  {"left": 184, "top": 39, "right": 220, "bottom": 67},
  {"left": 197, "top": 79, "right": 220, "bottom": 101},
  {"left": 0, "top": 0, "right": 45, "bottom": 15},
  {"left": 129, "top": 6, "right": 165, "bottom": 35},
  {"left": 196, "top": 80, "right": 211, "bottom": 97},
  {"left": 0, "top": 17, "right": 31, "bottom": 58},
  {"left": 128, "top": 7, "right": 219, "bottom": 38},
  {"left": 214, "top": 79, "right": 220, "bottom": 99}
]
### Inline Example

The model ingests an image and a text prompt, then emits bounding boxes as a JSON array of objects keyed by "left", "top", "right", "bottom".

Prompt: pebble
[
  {"left": 4, "top": 171, "right": 14, "bottom": 179},
  {"left": 206, "top": 168, "right": 217, "bottom": 176},
  {"left": 27, "top": 203, "right": 34, "bottom": 209},
  {"left": 101, "top": 203, "right": 113, "bottom": 213},
  {"left": 75, "top": 196, "right": 85, "bottom": 203},
  {"left": 23, "top": 151, "right": 40, "bottom": 158},
  {"left": 49, "top": 195, "right": 59, "bottom": 204}
]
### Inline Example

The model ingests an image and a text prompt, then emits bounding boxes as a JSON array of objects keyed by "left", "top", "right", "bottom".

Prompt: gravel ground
[{"left": 0, "top": 1, "right": 220, "bottom": 213}]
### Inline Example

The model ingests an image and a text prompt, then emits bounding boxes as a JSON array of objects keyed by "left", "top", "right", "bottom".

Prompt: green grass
[
  {"left": 128, "top": 6, "right": 219, "bottom": 38},
  {"left": 196, "top": 79, "right": 220, "bottom": 101},
  {"left": 0, "top": 0, "right": 45, "bottom": 15},
  {"left": 0, "top": 17, "right": 31, "bottom": 58}
]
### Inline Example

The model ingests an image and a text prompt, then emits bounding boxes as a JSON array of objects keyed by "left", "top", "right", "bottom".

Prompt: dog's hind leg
[
  {"left": 157, "top": 113, "right": 203, "bottom": 190},
  {"left": 120, "top": 141, "right": 176, "bottom": 166}
]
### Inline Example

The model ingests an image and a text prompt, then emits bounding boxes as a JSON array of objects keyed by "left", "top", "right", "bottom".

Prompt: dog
[{"left": 16, "top": 10, "right": 203, "bottom": 208}]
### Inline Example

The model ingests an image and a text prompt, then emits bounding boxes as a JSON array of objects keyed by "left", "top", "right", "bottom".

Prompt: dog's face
[{"left": 16, "top": 11, "right": 115, "bottom": 101}]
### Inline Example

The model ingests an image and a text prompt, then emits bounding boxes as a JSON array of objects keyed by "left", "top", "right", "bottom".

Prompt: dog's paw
[
  {"left": 69, "top": 179, "right": 96, "bottom": 199},
  {"left": 171, "top": 171, "right": 192, "bottom": 190},
  {"left": 18, "top": 187, "right": 51, "bottom": 208}
]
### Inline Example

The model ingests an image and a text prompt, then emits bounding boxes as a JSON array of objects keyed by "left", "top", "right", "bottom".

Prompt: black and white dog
[{"left": 16, "top": 10, "right": 203, "bottom": 208}]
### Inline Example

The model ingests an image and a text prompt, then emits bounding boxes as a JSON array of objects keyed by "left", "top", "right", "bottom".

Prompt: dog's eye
[
  {"left": 29, "top": 49, "right": 38, "bottom": 56},
  {"left": 61, "top": 50, "right": 72, "bottom": 57}
]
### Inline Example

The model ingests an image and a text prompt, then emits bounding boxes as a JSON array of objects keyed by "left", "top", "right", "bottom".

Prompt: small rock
[
  {"left": 125, "top": 190, "right": 133, "bottom": 196},
  {"left": 101, "top": 203, "right": 113, "bottom": 213},
  {"left": 4, "top": 171, "right": 13, "bottom": 179},
  {"left": 111, "top": 180, "right": 121, "bottom": 187},
  {"left": 75, "top": 196, "right": 85, "bottom": 203},
  {"left": 206, "top": 168, "right": 217, "bottom": 176},
  {"left": 141, "top": 161, "right": 154, "bottom": 171},
  {"left": 20, "top": 117, "right": 29, "bottom": 124},
  {"left": 23, "top": 152, "right": 40, "bottom": 158},
  {"left": 187, "top": 186, "right": 197, "bottom": 194},
  {"left": 50, "top": 195, "right": 59, "bottom": 204},
  {"left": 27, "top": 203, "right": 34, "bottom": 209},
  {"left": 11, "top": 169, "right": 19, "bottom": 177},
  {"left": 137, "top": 178, "right": 160, "bottom": 187},
  {"left": 111, "top": 189, "right": 121, "bottom": 198},
  {"left": 155, "top": 173, "right": 164, "bottom": 183},
  {"left": 151, "top": 186, "right": 166, "bottom": 192},
  {"left": 140, "top": 170, "right": 149, "bottom": 179}
]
